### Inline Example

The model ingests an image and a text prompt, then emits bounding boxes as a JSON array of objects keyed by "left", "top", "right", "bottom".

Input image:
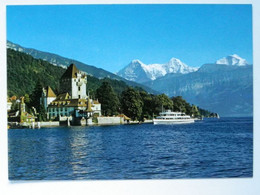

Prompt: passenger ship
[{"left": 153, "top": 109, "right": 195, "bottom": 125}]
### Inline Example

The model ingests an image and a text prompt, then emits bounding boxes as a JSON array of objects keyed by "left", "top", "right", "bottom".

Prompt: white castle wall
[
  {"left": 97, "top": 117, "right": 123, "bottom": 125},
  {"left": 71, "top": 75, "right": 87, "bottom": 99},
  {"left": 40, "top": 121, "right": 60, "bottom": 127},
  {"left": 93, "top": 103, "right": 101, "bottom": 116},
  {"left": 47, "top": 97, "right": 56, "bottom": 105}
]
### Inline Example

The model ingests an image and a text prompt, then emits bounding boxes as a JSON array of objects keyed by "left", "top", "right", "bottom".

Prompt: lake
[{"left": 8, "top": 117, "right": 253, "bottom": 180}]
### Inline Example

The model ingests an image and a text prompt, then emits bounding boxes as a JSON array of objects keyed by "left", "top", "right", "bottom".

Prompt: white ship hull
[{"left": 153, "top": 118, "right": 195, "bottom": 125}]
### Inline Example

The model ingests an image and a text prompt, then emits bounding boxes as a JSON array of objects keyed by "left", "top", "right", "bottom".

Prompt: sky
[{"left": 7, "top": 4, "right": 253, "bottom": 73}]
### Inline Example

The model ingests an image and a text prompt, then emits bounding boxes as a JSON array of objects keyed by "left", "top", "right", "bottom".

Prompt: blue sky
[{"left": 7, "top": 4, "right": 252, "bottom": 73}]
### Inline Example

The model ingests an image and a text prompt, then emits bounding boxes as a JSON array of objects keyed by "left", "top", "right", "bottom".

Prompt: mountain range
[
  {"left": 7, "top": 40, "right": 253, "bottom": 117},
  {"left": 117, "top": 58, "right": 198, "bottom": 83},
  {"left": 118, "top": 55, "right": 253, "bottom": 117}
]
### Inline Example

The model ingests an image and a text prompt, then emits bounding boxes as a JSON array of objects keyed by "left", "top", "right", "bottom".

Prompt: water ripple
[{"left": 8, "top": 117, "right": 253, "bottom": 180}]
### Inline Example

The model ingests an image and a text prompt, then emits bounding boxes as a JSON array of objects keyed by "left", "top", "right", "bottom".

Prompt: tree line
[{"left": 95, "top": 81, "right": 216, "bottom": 121}]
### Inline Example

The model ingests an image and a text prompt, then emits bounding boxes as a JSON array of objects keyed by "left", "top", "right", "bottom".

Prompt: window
[{"left": 78, "top": 86, "right": 81, "bottom": 91}]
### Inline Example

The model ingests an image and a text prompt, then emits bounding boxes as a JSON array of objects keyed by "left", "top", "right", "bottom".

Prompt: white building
[
  {"left": 42, "top": 63, "right": 101, "bottom": 124},
  {"left": 59, "top": 64, "right": 87, "bottom": 99}
]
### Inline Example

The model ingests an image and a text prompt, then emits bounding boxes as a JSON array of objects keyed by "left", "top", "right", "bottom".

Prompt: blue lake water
[{"left": 8, "top": 117, "right": 253, "bottom": 180}]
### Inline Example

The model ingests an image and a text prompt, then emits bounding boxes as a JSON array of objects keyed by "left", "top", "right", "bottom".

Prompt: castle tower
[{"left": 59, "top": 64, "right": 87, "bottom": 99}]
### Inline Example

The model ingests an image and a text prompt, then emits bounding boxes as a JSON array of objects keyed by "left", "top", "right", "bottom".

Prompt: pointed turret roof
[
  {"left": 61, "top": 64, "right": 79, "bottom": 79},
  {"left": 46, "top": 86, "right": 56, "bottom": 97}
]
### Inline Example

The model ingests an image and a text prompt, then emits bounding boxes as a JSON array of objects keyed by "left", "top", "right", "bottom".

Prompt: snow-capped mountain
[
  {"left": 116, "top": 60, "right": 149, "bottom": 83},
  {"left": 198, "top": 54, "right": 250, "bottom": 73},
  {"left": 117, "top": 58, "right": 198, "bottom": 83},
  {"left": 215, "top": 54, "right": 249, "bottom": 66},
  {"left": 143, "top": 54, "right": 252, "bottom": 117}
]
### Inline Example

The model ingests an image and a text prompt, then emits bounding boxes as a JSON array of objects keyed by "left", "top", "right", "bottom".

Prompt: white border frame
[{"left": 1, "top": 1, "right": 259, "bottom": 195}]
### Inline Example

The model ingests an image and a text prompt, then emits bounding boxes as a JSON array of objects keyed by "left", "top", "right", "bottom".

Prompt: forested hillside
[
  {"left": 7, "top": 49, "right": 144, "bottom": 97},
  {"left": 7, "top": 48, "right": 65, "bottom": 96},
  {"left": 7, "top": 41, "right": 157, "bottom": 94}
]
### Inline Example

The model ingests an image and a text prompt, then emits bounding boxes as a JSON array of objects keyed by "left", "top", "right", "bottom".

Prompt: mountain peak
[
  {"left": 216, "top": 54, "right": 249, "bottom": 66},
  {"left": 131, "top": 59, "right": 143, "bottom": 64},
  {"left": 168, "top": 57, "right": 181, "bottom": 63},
  {"left": 117, "top": 57, "right": 198, "bottom": 83},
  {"left": 230, "top": 54, "right": 240, "bottom": 58}
]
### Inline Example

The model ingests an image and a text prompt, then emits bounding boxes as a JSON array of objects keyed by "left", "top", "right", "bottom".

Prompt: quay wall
[
  {"left": 97, "top": 117, "right": 123, "bottom": 125},
  {"left": 40, "top": 121, "right": 60, "bottom": 127},
  {"left": 8, "top": 121, "right": 60, "bottom": 129}
]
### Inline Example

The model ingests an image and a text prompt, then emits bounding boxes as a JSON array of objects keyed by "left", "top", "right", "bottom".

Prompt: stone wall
[
  {"left": 97, "top": 117, "right": 123, "bottom": 125},
  {"left": 40, "top": 121, "right": 60, "bottom": 127}
]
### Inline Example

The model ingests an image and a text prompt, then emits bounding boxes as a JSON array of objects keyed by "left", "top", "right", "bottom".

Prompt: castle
[
  {"left": 42, "top": 64, "right": 101, "bottom": 125},
  {"left": 8, "top": 63, "right": 128, "bottom": 127}
]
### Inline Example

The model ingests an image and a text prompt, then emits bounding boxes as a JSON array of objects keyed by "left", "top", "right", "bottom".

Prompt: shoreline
[
  {"left": 8, "top": 119, "right": 154, "bottom": 129},
  {"left": 8, "top": 117, "right": 252, "bottom": 129}
]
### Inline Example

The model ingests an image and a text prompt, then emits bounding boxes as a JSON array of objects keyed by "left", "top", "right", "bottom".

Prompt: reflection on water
[{"left": 8, "top": 117, "right": 253, "bottom": 180}]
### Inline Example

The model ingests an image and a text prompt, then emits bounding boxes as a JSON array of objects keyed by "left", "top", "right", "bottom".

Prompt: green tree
[
  {"left": 38, "top": 104, "right": 47, "bottom": 121},
  {"left": 29, "top": 81, "right": 43, "bottom": 109},
  {"left": 96, "top": 82, "right": 120, "bottom": 116},
  {"left": 172, "top": 96, "right": 189, "bottom": 113},
  {"left": 139, "top": 91, "right": 154, "bottom": 119},
  {"left": 197, "top": 107, "right": 213, "bottom": 117},
  {"left": 151, "top": 94, "right": 174, "bottom": 116},
  {"left": 121, "top": 87, "right": 143, "bottom": 121},
  {"left": 157, "top": 94, "right": 173, "bottom": 110},
  {"left": 29, "top": 81, "right": 47, "bottom": 121},
  {"left": 190, "top": 105, "right": 200, "bottom": 117}
]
